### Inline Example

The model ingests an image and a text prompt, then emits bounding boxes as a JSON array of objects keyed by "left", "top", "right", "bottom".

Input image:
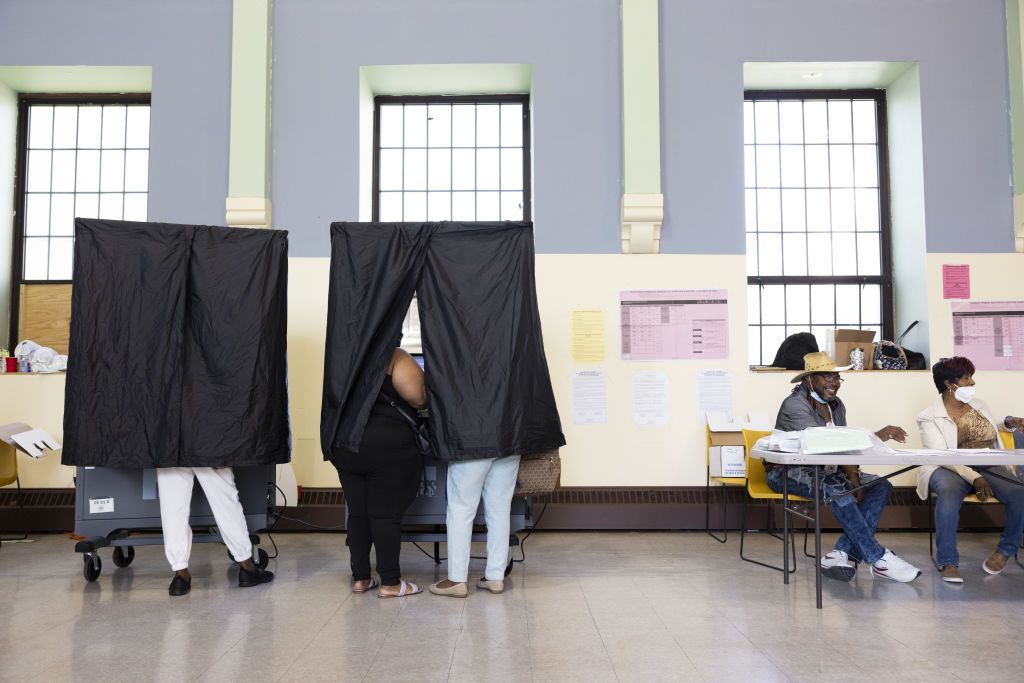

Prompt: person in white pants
[
  {"left": 429, "top": 454, "right": 521, "bottom": 597},
  {"left": 157, "top": 467, "right": 274, "bottom": 596}
]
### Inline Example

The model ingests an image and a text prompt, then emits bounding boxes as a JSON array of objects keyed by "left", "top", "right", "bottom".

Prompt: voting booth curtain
[
  {"left": 321, "top": 221, "right": 565, "bottom": 463},
  {"left": 62, "top": 219, "right": 291, "bottom": 468}
]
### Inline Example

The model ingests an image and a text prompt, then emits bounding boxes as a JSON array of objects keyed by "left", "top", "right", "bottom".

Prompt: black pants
[{"left": 331, "top": 443, "right": 421, "bottom": 586}]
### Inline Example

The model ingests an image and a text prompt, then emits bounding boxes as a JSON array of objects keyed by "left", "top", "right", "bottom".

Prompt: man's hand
[
  {"left": 973, "top": 477, "right": 994, "bottom": 502},
  {"left": 875, "top": 425, "right": 907, "bottom": 443}
]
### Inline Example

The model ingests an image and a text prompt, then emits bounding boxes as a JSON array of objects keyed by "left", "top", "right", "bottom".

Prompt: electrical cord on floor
[
  {"left": 511, "top": 502, "right": 548, "bottom": 564},
  {"left": 267, "top": 481, "right": 345, "bottom": 531}
]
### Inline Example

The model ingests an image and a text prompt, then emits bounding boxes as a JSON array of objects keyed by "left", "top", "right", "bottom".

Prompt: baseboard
[{"left": 0, "top": 485, "right": 1007, "bottom": 533}]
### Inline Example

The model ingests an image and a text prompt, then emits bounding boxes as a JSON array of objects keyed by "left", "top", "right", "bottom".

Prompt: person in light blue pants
[{"left": 430, "top": 455, "right": 521, "bottom": 597}]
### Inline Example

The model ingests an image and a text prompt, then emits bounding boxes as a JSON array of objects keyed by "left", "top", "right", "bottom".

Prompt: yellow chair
[
  {"left": 0, "top": 440, "right": 28, "bottom": 547},
  {"left": 704, "top": 425, "right": 747, "bottom": 543},
  {"left": 927, "top": 431, "right": 1018, "bottom": 565},
  {"left": 739, "top": 429, "right": 811, "bottom": 573}
]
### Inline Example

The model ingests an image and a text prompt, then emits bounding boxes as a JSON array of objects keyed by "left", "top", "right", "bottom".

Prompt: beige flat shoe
[
  {"left": 429, "top": 580, "right": 468, "bottom": 598},
  {"left": 476, "top": 578, "right": 505, "bottom": 594}
]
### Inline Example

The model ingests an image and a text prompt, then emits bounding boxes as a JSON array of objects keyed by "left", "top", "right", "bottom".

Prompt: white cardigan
[{"left": 915, "top": 397, "right": 1007, "bottom": 500}]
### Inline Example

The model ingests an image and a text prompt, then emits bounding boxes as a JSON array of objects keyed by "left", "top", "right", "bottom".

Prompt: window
[
  {"left": 373, "top": 95, "right": 530, "bottom": 222},
  {"left": 10, "top": 94, "right": 151, "bottom": 346},
  {"left": 744, "top": 90, "right": 892, "bottom": 366}
]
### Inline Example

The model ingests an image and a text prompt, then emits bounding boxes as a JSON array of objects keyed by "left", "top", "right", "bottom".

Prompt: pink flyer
[
  {"left": 942, "top": 264, "right": 970, "bottom": 299},
  {"left": 620, "top": 289, "right": 729, "bottom": 360}
]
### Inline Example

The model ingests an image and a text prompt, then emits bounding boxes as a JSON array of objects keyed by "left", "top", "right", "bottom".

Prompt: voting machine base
[
  {"left": 73, "top": 466, "right": 274, "bottom": 583},
  {"left": 347, "top": 457, "right": 533, "bottom": 578}
]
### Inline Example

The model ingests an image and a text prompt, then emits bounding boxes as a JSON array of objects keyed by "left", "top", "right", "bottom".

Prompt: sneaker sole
[
  {"left": 870, "top": 566, "right": 921, "bottom": 583},
  {"left": 982, "top": 562, "right": 1005, "bottom": 575},
  {"left": 941, "top": 576, "right": 964, "bottom": 584},
  {"left": 821, "top": 565, "right": 856, "bottom": 582}
]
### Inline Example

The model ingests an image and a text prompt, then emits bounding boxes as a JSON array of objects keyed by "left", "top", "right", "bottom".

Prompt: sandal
[
  {"left": 378, "top": 580, "right": 421, "bottom": 598},
  {"left": 352, "top": 577, "right": 379, "bottom": 593}
]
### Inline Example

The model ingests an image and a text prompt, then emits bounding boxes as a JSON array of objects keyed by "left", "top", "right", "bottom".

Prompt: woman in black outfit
[{"left": 330, "top": 347, "right": 426, "bottom": 597}]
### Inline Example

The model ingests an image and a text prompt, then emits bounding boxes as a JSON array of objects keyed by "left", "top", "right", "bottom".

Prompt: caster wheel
[
  {"left": 112, "top": 546, "right": 135, "bottom": 568},
  {"left": 255, "top": 548, "right": 269, "bottom": 568},
  {"left": 83, "top": 554, "right": 102, "bottom": 582}
]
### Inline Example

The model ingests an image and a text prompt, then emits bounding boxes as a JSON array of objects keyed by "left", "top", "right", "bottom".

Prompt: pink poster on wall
[
  {"left": 951, "top": 300, "right": 1024, "bottom": 371},
  {"left": 620, "top": 289, "right": 729, "bottom": 360},
  {"left": 942, "top": 264, "right": 971, "bottom": 299}
]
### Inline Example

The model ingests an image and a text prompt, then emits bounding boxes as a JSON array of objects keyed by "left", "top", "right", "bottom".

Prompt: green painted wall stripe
[
  {"left": 622, "top": 0, "right": 661, "bottom": 195},
  {"left": 228, "top": 0, "right": 272, "bottom": 199}
]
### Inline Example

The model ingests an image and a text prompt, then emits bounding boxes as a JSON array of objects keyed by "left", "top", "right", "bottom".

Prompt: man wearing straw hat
[{"left": 766, "top": 352, "right": 920, "bottom": 583}]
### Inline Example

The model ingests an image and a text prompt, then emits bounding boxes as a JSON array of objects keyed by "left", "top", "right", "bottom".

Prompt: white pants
[
  {"left": 445, "top": 455, "right": 521, "bottom": 582},
  {"left": 157, "top": 467, "right": 253, "bottom": 571}
]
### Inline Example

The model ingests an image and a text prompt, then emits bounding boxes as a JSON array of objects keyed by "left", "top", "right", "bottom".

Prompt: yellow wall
[{"left": 3, "top": 251, "right": 1022, "bottom": 489}]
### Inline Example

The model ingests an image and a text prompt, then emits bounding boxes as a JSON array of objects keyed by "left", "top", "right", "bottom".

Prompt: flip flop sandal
[
  {"left": 378, "top": 580, "right": 421, "bottom": 598},
  {"left": 352, "top": 577, "right": 379, "bottom": 593}
]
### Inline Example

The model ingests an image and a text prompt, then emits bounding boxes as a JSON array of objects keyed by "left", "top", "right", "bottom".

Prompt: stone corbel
[
  {"left": 1015, "top": 194, "right": 1024, "bottom": 252},
  {"left": 621, "top": 193, "right": 664, "bottom": 254},
  {"left": 225, "top": 197, "right": 272, "bottom": 229}
]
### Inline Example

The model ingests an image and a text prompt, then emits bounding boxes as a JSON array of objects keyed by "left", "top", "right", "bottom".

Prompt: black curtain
[
  {"left": 62, "top": 219, "right": 291, "bottom": 468},
  {"left": 321, "top": 221, "right": 565, "bottom": 462}
]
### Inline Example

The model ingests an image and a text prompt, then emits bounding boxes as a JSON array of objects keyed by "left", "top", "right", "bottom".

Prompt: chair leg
[
  {"left": 739, "top": 496, "right": 796, "bottom": 574},
  {"left": 705, "top": 467, "right": 727, "bottom": 543}
]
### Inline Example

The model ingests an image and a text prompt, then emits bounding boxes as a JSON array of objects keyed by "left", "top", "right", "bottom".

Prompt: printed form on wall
[
  {"left": 951, "top": 300, "right": 1024, "bottom": 371},
  {"left": 620, "top": 289, "right": 729, "bottom": 360},
  {"left": 632, "top": 372, "right": 668, "bottom": 425},
  {"left": 572, "top": 369, "right": 608, "bottom": 425}
]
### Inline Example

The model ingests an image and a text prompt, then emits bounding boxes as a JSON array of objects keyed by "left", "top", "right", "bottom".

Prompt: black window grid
[
  {"left": 10, "top": 93, "right": 151, "bottom": 346},
  {"left": 745, "top": 90, "right": 893, "bottom": 366},
  {"left": 372, "top": 94, "right": 531, "bottom": 222}
]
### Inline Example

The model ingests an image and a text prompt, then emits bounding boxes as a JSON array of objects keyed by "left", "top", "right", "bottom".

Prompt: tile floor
[{"left": 2, "top": 530, "right": 1024, "bottom": 682}]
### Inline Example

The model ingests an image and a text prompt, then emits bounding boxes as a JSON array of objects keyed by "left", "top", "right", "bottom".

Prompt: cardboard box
[
  {"left": 706, "top": 411, "right": 773, "bottom": 478},
  {"left": 827, "top": 329, "right": 876, "bottom": 370}
]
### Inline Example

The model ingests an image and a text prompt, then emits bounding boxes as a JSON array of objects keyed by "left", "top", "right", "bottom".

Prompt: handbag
[
  {"left": 515, "top": 448, "right": 561, "bottom": 497},
  {"left": 379, "top": 391, "right": 437, "bottom": 458},
  {"left": 872, "top": 321, "right": 923, "bottom": 371}
]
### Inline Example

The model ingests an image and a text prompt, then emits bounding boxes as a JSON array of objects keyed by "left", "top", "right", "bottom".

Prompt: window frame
[
  {"left": 9, "top": 92, "right": 152, "bottom": 346},
  {"left": 371, "top": 93, "right": 532, "bottom": 222},
  {"left": 744, "top": 89, "right": 895, "bottom": 365}
]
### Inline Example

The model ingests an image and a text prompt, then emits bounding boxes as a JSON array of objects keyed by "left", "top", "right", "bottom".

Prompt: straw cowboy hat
[{"left": 791, "top": 351, "right": 851, "bottom": 383}]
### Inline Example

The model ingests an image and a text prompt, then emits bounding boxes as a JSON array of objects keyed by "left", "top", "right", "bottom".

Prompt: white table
[{"left": 751, "top": 447, "right": 1024, "bottom": 609}]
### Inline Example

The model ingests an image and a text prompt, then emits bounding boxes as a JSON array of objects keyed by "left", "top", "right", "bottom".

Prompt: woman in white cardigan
[{"left": 916, "top": 357, "right": 1024, "bottom": 583}]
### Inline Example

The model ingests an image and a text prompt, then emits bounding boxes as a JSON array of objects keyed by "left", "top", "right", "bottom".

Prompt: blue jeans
[
  {"left": 765, "top": 466, "right": 892, "bottom": 565},
  {"left": 930, "top": 467, "right": 1024, "bottom": 567}
]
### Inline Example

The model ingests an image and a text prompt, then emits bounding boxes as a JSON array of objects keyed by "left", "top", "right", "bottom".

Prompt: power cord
[{"left": 511, "top": 502, "right": 548, "bottom": 564}]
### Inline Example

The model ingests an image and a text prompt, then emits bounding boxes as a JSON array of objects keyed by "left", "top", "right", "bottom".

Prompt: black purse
[{"left": 379, "top": 390, "right": 437, "bottom": 458}]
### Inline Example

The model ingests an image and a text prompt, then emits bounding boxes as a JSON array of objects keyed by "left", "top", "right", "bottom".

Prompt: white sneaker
[
  {"left": 870, "top": 549, "right": 921, "bottom": 583},
  {"left": 820, "top": 550, "right": 856, "bottom": 582}
]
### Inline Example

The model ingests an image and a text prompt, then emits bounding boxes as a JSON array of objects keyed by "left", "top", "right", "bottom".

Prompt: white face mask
[
  {"left": 953, "top": 386, "right": 976, "bottom": 404},
  {"left": 809, "top": 390, "right": 828, "bottom": 404}
]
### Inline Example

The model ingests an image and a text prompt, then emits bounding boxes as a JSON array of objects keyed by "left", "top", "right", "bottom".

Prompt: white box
[{"left": 720, "top": 445, "right": 746, "bottom": 477}]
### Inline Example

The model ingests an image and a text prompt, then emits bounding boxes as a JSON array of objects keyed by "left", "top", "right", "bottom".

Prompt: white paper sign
[
  {"left": 720, "top": 445, "right": 746, "bottom": 477},
  {"left": 572, "top": 369, "right": 608, "bottom": 424},
  {"left": 89, "top": 497, "right": 114, "bottom": 514},
  {"left": 632, "top": 372, "right": 668, "bottom": 425},
  {"left": 698, "top": 369, "right": 733, "bottom": 420},
  {"left": 10, "top": 428, "right": 61, "bottom": 458}
]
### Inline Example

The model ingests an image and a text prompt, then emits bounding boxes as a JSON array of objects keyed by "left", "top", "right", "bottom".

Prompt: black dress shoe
[
  {"left": 238, "top": 564, "right": 274, "bottom": 588},
  {"left": 169, "top": 574, "right": 191, "bottom": 596}
]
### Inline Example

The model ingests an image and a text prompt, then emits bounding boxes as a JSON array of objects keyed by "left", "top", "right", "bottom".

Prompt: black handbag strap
[
  {"left": 378, "top": 390, "right": 421, "bottom": 430},
  {"left": 896, "top": 320, "right": 919, "bottom": 345}
]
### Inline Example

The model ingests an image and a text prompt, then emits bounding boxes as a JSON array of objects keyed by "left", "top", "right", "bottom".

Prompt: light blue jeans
[
  {"left": 765, "top": 466, "right": 892, "bottom": 565},
  {"left": 445, "top": 455, "right": 521, "bottom": 582},
  {"left": 930, "top": 466, "right": 1024, "bottom": 567}
]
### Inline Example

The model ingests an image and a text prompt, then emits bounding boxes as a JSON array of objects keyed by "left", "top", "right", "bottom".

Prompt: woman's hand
[
  {"left": 875, "top": 425, "right": 907, "bottom": 443},
  {"left": 973, "top": 477, "right": 994, "bottom": 502}
]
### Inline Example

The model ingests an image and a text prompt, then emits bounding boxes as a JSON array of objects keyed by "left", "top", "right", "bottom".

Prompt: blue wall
[
  {"left": 0, "top": 0, "right": 232, "bottom": 227},
  {"left": 272, "top": 0, "right": 623, "bottom": 257},
  {"left": 661, "top": 0, "right": 1014, "bottom": 254}
]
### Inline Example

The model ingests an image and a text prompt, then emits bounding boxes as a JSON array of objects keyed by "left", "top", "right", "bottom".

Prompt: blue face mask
[{"left": 809, "top": 390, "right": 828, "bottom": 405}]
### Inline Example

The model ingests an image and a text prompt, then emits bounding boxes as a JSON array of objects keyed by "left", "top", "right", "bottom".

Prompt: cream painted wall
[{"left": 4, "top": 251, "right": 1022, "bottom": 489}]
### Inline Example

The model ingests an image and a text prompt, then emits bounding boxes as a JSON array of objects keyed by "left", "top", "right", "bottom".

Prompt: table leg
[
  {"left": 783, "top": 464, "right": 790, "bottom": 583},
  {"left": 814, "top": 465, "right": 822, "bottom": 610}
]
